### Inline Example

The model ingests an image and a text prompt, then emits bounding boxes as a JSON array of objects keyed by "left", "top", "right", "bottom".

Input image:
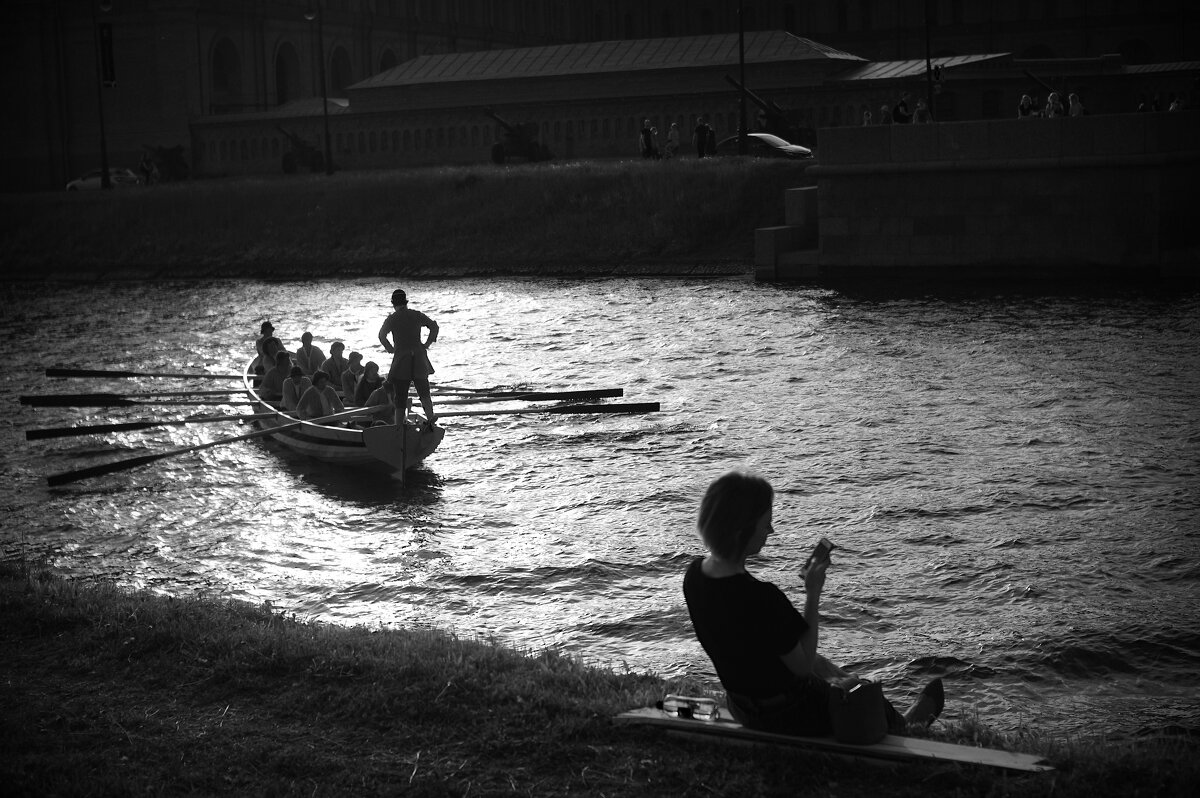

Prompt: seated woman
[
  {"left": 258, "top": 351, "right": 293, "bottom": 402},
  {"left": 340, "top": 351, "right": 364, "bottom": 398},
  {"left": 280, "top": 366, "right": 311, "bottom": 412},
  {"left": 295, "top": 331, "right": 326, "bottom": 376},
  {"left": 253, "top": 322, "right": 286, "bottom": 375},
  {"left": 353, "top": 360, "right": 384, "bottom": 407},
  {"left": 683, "top": 470, "right": 943, "bottom": 736},
  {"left": 296, "top": 370, "right": 346, "bottom": 422},
  {"left": 363, "top": 379, "right": 404, "bottom": 426}
]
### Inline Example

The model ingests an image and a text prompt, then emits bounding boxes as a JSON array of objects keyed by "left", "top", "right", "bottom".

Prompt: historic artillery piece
[
  {"left": 483, "top": 107, "right": 553, "bottom": 164},
  {"left": 276, "top": 126, "right": 327, "bottom": 173},
  {"left": 139, "top": 144, "right": 189, "bottom": 183},
  {"left": 723, "top": 75, "right": 816, "bottom": 148}
]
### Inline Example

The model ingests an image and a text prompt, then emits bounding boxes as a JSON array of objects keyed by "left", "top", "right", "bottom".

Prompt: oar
[
  {"left": 439, "top": 402, "right": 660, "bottom": 418},
  {"left": 429, "top": 388, "right": 624, "bottom": 405},
  {"left": 22, "top": 394, "right": 257, "bottom": 408},
  {"left": 26, "top": 412, "right": 279, "bottom": 441},
  {"left": 429, "top": 382, "right": 523, "bottom": 393},
  {"left": 46, "top": 368, "right": 244, "bottom": 380},
  {"left": 22, "top": 390, "right": 239, "bottom": 406},
  {"left": 46, "top": 405, "right": 388, "bottom": 487}
]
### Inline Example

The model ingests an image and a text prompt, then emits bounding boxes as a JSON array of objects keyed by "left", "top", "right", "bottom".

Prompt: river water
[{"left": 2, "top": 277, "right": 1197, "bottom": 740}]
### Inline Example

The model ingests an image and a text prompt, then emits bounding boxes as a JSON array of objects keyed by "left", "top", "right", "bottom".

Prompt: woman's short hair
[{"left": 697, "top": 471, "right": 774, "bottom": 560}]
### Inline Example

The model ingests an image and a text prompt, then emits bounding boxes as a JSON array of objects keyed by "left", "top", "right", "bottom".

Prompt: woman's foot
[{"left": 903, "top": 678, "right": 945, "bottom": 729}]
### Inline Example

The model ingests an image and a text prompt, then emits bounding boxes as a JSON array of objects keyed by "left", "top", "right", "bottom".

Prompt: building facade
[{"left": 6, "top": 0, "right": 1197, "bottom": 190}]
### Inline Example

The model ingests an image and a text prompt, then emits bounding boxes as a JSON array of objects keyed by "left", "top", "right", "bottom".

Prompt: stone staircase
[{"left": 754, "top": 185, "right": 820, "bottom": 281}]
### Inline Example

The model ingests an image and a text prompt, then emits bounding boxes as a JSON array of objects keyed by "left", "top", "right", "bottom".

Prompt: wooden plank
[{"left": 614, "top": 708, "right": 1053, "bottom": 773}]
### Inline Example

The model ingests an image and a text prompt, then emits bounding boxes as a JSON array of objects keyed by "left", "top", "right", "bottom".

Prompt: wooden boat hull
[{"left": 243, "top": 363, "right": 443, "bottom": 472}]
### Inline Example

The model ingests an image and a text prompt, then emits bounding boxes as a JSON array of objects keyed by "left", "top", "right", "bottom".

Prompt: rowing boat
[{"left": 242, "top": 361, "right": 444, "bottom": 473}]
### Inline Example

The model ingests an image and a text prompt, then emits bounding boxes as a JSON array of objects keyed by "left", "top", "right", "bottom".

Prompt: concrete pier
[{"left": 756, "top": 112, "right": 1200, "bottom": 283}]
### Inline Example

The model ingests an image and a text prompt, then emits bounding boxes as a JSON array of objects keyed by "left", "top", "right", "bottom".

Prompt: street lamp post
[
  {"left": 91, "top": 2, "right": 114, "bottom": 188},
  {"left": 924, "top": 0, "right": 936, "bottom": 121},
  {"left": 305, "top": 2, "right": 334, "bottom": 175},
  {"left": 737, "top": 0, "right": 748, "bottom": 155}
]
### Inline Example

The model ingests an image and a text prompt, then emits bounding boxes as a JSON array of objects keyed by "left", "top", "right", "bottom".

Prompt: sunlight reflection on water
[{"left": 3, "top": 277, "right": 1198, "bottom": 737}]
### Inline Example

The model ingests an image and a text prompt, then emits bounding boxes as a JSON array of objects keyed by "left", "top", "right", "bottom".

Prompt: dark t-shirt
[{"left": 683, "top": 557, "right": 808, "bottom": 697}]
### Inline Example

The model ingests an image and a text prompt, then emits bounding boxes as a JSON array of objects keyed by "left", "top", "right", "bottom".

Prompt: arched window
[
  {"left": 275, "top": 41, "right": 301, "bottom": 105},
  {"left": 330, "top": 46, "right": 353, "bottom": 95},
  {"left": 211, "top": 37, "right": 242, "bottom": 111},
  {"left": 379, "top": 49, "right": 398, "bottom": 72}
]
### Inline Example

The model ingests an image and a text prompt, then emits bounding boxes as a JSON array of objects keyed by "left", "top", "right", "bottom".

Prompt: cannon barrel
[
  {"left": 724, "top": 74, "right": 787, "bottom": 116},
  {"left": 482, "top": 107, "right": 518, "bottom": 134},
  {"left": 276, "top": 125, "right": 304, "bottom": 144}
]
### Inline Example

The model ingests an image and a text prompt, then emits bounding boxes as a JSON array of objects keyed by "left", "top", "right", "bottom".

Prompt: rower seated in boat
[
  {"left": 281, "top": 366, "right": 311, "bottom": 412},
  {"left": 353, "top": 361, "right": 384, "bottom": 407},
  {"left": 252, "top": 322, "right": 285, "bottom": 376},
  {"left": 321, "top": 341, "right": 348, "bottom": 384},
  {"left": 295, "top": 331, "right": 326, "bottom": 376},
  {"left": 297, "top": 370, "right": 346, "bottom": 422},
  {"left": 362, "top": 379, "right": 403, "bottom": 426},
  {"left": 340, "top": 351, "right": 364, "bottom": 398},
  {"left": 259, "top": 351, "right": 293, "bottom": 402}
]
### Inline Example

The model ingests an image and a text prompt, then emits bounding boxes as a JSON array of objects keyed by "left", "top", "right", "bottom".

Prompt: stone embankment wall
[{"left": 756, "top": 112, "right": 1200, "bottom": 282}]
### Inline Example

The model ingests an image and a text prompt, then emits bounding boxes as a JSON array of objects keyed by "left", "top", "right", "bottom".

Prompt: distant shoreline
[{"left": 1, "top": 159, "right": 813, "bottom": 282}]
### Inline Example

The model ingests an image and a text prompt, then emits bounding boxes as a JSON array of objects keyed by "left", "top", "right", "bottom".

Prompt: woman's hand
[{"left": 803, "top": 556, "right": 829, "bottom": 596}]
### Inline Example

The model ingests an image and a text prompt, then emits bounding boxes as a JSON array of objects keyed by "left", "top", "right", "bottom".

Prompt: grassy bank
[
  {"left": 3, "top": 562, "right": 1197, "bottom": 797},
  {"left": 0, "top": 159, "right": 812, "bottom": 280}
]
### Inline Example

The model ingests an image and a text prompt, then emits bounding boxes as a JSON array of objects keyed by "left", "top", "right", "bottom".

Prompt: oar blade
[
  {"left": 441, "top": 402, "right": 660, "bottom": 418},
  {"left": 48, "top": 451, "right": 176, "bottom": 487},
  {"left": 46, "top": 367, "right": 243, "bottom": 380},
  {"left": 21, "top": 393, "right": 137, "bottom": 408},
  {"left": 25, "top": 412, "right": 276, "bottom": 441},
  {"left": 28, "top": 421, "right": 160, "bottom": 440}
]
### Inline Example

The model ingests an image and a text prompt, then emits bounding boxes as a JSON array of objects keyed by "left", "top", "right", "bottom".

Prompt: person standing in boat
[
  {"left": 378, "top": 289, "right": 439, "bottom": 423},
  {"left": 296, "top": 370, "right": 345, "bottom": 421},
  {"left": 683, "top": 470, "right": 945, "bottom": 736}
]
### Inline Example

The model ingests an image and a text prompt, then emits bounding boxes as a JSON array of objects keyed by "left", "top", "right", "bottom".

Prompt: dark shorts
[
  {"left": 726, "top": 675, "right": 835, "bottom": 736},
  {"left": 727, "top": 676, "right": 905, "bottom": 736}
]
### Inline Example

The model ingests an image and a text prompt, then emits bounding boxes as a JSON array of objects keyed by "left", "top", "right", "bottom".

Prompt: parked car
[
  {"left": 713, "top": 132, "right": 813, "bottom": 159},
  {"left": 65, "top": 168, "right": 143, "bottom": 190}
]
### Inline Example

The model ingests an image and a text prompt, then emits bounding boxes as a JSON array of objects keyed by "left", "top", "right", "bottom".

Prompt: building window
[
  {"left": 274, "top": 42, "right": 301, "bottom": 105},
  {"left": 211, "top": 37, "right": 243, "bottom": 111}
]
